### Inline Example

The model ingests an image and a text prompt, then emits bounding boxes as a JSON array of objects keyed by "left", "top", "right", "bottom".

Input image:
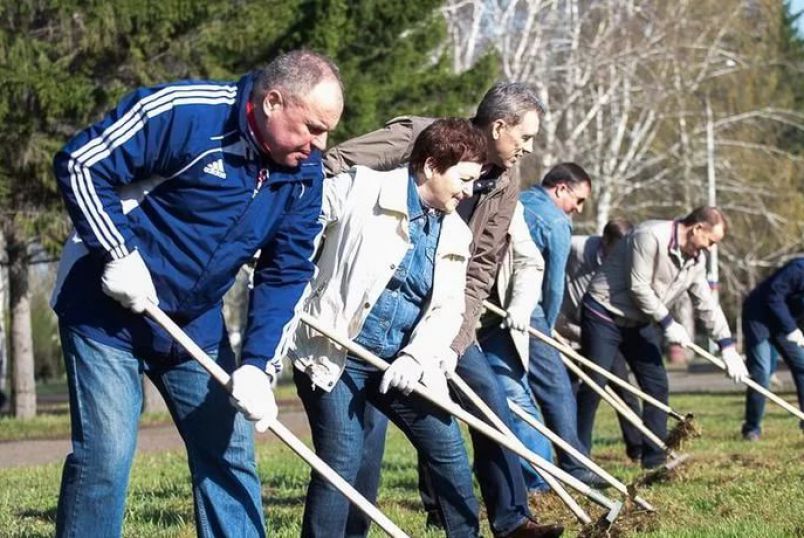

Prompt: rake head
[
  {"left": 631, "top": 453, "right": 691, "bottom": 489},
  {"left": 666, "top": 414, "right": 701, "bottom": 451}
]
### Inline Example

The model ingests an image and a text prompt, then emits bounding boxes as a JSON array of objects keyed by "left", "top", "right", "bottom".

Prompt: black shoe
[
  {"left": 424, "top": 509, "right": 443, "bottom": 530},
  {"left": 641, "top": 457, "right": 667, "bottom": 470},
  {"left": 571, "top": 470, "right": 611, "bottom": 490},
  {"left": 503, "top": 517, "right": 564, "bottom": 538},
  {"left": 625, "top": 446, "right": 643, "bottom": 463}
]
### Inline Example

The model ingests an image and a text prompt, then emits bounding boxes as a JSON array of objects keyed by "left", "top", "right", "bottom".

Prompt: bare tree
[{"left": 443, "top": 0, "right": 804, "bottom": 318}]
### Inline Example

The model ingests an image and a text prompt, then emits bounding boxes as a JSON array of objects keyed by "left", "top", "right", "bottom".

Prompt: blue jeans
[
  {"left": 743, "top": 333, "right": 804, "bottom": 436},
  {"left": 349, "top": 344, "right": 531, "bottom": 537},
  {"left": 295, "top": 359, "right": 479, "bottom": 538},
  {"left": 56, "top": 324, "right": 264, "bottom": 538},
  {"left": 479, "top": 325, "right": 553, "bottom": 492},
  {"left": 576, "top": 304, "right": 668, "bottom": 468},
  {"left": 526, "top": 314, "right": 587, "bottom": 475}
]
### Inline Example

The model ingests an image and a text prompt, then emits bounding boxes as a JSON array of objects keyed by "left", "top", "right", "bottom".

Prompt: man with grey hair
[
  {"left": 51, "top": 50, "right": 343, "bottom": 537},
  {"left": 325, "top": 83, "right": 564, "bottom": 538}
]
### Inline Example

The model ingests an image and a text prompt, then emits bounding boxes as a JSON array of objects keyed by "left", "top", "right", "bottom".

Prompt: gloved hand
[
  {"left": 379, "top": 354, "right": 423, "bottom": 395},
  {"left": 721, "top": 346, "right": 749, "bottom": 384},
  {"left": 785, "top": 328, "right": 804, "bottom": 348},
  {"left": 501, "top": 304, "right": 532, "bottom": 333},
  {"left": 422, "top": 368, "right": 452, "bottom": 401},
  {"left": 663, "top": 320, "right": 692, "bottom": 347},
  {"left": 101, "top": 249, "right": 158, "bottom": 313},
  {"left": 228, "top": 365, "right": 277, "bottom": 432},
  {"left": 438, "top": 350, "right": 459, "bottom": 375}
]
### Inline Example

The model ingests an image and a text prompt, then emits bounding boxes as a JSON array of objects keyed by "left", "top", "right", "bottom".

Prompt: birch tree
[{"left": 443, "top": 0, "right": 803, "bottom": 318}]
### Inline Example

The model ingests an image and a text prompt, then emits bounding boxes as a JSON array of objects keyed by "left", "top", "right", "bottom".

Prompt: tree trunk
[{"left": 7, "top": 234, "right": 36, "bottom": 418}]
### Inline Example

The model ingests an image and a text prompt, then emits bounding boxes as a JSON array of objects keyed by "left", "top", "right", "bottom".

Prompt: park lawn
[{"left": 1, "top": 392, "right": 803, "bottom": 537}]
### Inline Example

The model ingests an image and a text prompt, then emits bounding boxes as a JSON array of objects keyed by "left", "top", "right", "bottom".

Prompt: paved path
[
  {"left": 0, "top": 369, "right": 797, "bottom": 469},
  {"left": 0, "top": 409, "right": 310, "bottom": 469}
]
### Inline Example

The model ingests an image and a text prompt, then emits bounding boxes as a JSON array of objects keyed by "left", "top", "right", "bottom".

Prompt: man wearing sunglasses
[{"left": 512, "top": 163, "right": 601, "bottom": 487}]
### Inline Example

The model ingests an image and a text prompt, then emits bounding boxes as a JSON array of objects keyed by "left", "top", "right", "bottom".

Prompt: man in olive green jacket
[{"left": 326, "top": 84, "right": 564, "bottom": 538}]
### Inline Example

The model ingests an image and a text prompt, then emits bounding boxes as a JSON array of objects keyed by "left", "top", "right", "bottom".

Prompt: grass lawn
[{"left": 1, "top": 392, "right": 803, "bottom": 537}]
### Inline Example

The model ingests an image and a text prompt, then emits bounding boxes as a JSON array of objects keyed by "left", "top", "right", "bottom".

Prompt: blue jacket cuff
[
  {"left": 717, "top": 338, "right": 734, "bottom": 350},
  {"left": 243, "top": 357, "right": 271, "bottom": 377},
  {"left": 659, "top": 314, "right": 674, "bottom": 329}
]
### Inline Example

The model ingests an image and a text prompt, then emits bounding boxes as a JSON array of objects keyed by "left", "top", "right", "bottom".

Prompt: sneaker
[{"left": 742, "top": 431, "right": 760, "bottom": 442}]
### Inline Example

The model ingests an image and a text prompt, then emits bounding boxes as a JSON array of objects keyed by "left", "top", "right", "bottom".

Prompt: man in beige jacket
[{"left": 577, "top": 207, "right": 748, "bottom": 469}]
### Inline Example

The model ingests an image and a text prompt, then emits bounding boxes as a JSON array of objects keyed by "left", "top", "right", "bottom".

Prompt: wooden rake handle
[
  {"left": 686, "top": 342, "right": 804, "bottom": 422},
  {"left": 299, "top": 313, "right": 621, "bottom": 515},
  {"left": 143, "top": 303, "right": 409, "bottom": 538},
  {"left": 446, "top": 372, "right": 592, "bottom": 524},
  {"left": 482, "top": 301, "right": 675, "bottom": 456}
]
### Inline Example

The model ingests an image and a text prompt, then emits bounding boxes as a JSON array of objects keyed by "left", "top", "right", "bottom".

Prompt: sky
[{"left": 793, "top": 0, "right": 804, "bottom": 35}]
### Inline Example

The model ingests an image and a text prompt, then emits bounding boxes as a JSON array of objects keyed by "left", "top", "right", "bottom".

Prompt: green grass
[{"left": 1, "top": 393, "right": 803, "bottom": 537}]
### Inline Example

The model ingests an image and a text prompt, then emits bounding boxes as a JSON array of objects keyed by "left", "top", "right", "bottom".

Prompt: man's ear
[
  {"left": 262, "top": 89, "right": 284, "bottom": 117},
  {"left": 490, "top": 119, "right": 507, "bottom": 140}
]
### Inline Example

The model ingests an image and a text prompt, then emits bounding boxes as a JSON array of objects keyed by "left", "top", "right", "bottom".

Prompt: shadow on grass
[
  {"left": 17, "top": 507, "right": 56, "bottom": 524},
  {"left": 261, "top": 493, "right": 306, "bottom": 507}
]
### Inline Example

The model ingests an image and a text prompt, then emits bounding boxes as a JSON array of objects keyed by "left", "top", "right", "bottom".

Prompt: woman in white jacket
[{"left": 291, "top": 119, "right": 486, "bottom": 537}]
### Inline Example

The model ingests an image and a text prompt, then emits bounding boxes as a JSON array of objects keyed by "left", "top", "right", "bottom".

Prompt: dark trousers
[
  {"left": 610, "top": 354, "right": 644, "bottom": 458},
  {"left": 576, "top": 302, "right": 669, "bottom": 468}
]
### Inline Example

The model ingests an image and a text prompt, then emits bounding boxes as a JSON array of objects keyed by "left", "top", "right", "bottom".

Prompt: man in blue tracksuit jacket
[
  {"left": 741, "top": 257, "right": 804, "bottom": 440},
  {"left": 50, "top": 50, "right": 343, "bottom": 537}
]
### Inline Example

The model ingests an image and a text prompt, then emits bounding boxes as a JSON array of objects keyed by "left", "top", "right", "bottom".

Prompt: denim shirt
[
  {"left": 519, "top": 185, "right": 572, "bottom": 329},
  {"left": 354, "top": 173, "right": 442, "bottom": 359}
]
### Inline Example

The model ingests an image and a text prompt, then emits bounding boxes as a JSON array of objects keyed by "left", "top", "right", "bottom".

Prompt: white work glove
[
  {"left": 438, "top": 349, "right": 459, "bottom": 375},
  {"left": 101, "top": 250, "right": 158, "bottom": 313},
  {"left": 785, "top": 328, "right": 804, "bottom": 348},
  {"left": 379, "top": 354, "right": 423, "bottom": 395},
  {"left": 228, "top": 365, "right": 277, "bottom": 432},
  {"left": 721, "top": 346, "right": 749, "bottom": 384},
  {"left": 663, "top": 320, "right": 692, "bottom": 347},
  {"left": 501, "top": 304, "right": 532, "bottom": 333}
]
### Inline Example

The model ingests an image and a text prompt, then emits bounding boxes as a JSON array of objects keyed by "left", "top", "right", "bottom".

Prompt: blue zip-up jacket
[
  {"left": 743, "top": 258, "right": 804, "bottom": 345},
  {"left": 52, "top": 73, "right": 324, "bottom": 377},
  {"left": 519, "top": 185, "right": 572, "bottom": 329}
]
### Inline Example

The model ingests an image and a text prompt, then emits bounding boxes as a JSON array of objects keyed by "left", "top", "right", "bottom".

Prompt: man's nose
[{"left": 312, "top": 132, "right": 328, "bottom": 151}]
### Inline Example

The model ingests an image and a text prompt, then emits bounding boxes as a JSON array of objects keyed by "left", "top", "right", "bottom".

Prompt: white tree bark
[{"left": 7, "top": 232, "right": 36, "bottom": 419}]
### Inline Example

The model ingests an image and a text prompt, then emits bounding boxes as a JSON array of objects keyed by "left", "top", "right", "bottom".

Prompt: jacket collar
[
  {"left": 439, "top": 211, "right": 473, "bottom": 256},
  {"left": 375, "top": 166, "right": 470, "bottom": 255},
  {"left": 667, "top": 220, "right": 700, "bottom": 268},
  {"left": 378, "top": 167, "right": 413, "bottom": 215}
]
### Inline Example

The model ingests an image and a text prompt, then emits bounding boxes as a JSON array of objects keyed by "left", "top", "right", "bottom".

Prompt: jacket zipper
[{"left": 253, "top": 168, "right": 268, "bottom": 198}]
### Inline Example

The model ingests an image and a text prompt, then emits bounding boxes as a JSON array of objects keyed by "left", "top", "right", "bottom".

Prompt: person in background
[
  {"left": 577, "top": 207, "right": 747, "bottom": 469},
  {"left": 554, "top": 219, "right": 643, "bottom": 462},
  {"left": 517, "top": 163, "right": 603, "bottom": 488},
  {"left": 741, "top": 257, "right": 804, "bottom": 440}
]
